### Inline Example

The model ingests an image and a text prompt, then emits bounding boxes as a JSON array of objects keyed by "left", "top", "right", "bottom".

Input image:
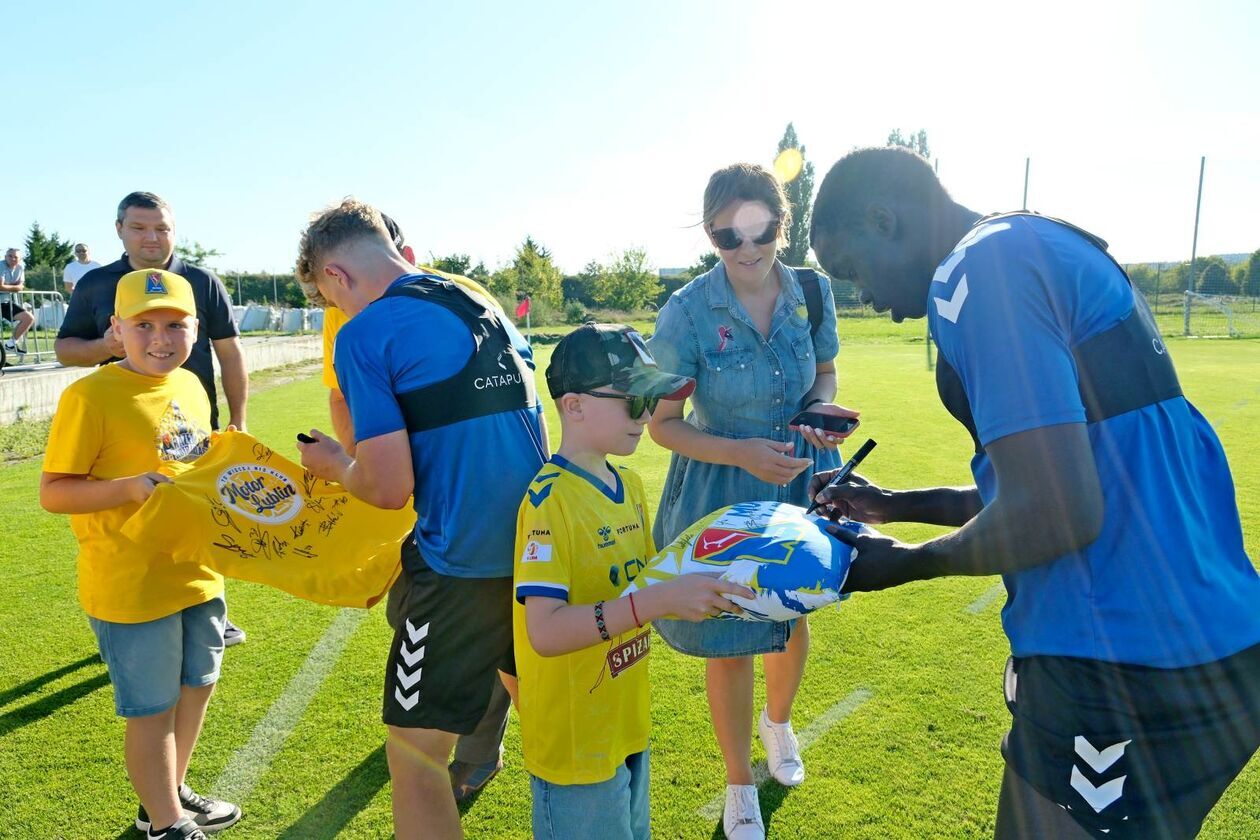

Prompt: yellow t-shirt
[
  {"left": 513, "top": 456, "right": 656, "bottom": 785},
  {"left": 43, "top": 364, "right": 223, "bottom": 623},
  {"left": 121, "top": 431, "right": 410, "bottom": 608},
  {"left": 321, "top": 268, "right": 501, "bottom": 390}
]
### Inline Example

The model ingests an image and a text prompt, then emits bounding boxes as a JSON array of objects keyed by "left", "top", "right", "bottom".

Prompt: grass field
[{"left": 2, "top": 327, "right": 1258, "bottom": 839}]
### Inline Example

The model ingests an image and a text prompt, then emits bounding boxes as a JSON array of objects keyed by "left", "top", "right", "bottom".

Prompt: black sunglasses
[
  {"left": 709, "top": 218, "right": 781, "bottom": 251},
  {"left": 583, "top": 391, "right": 660, "bottom": 420}
]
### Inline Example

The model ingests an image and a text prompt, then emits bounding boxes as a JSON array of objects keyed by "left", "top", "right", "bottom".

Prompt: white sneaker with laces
[
  {"left": 723, "top": 784, "right": 765, "bottom": 840},
  {"left": 758, "top": 708, "right": 805, "bottom": 786}
]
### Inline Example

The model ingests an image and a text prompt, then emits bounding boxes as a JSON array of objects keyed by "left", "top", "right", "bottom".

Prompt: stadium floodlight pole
[
  {"left": 1022, "top": 157, "right": 1030, "bottom": 210},
  {"left": 1185, "top": 155, "right": 1206, "bottom": 336}
]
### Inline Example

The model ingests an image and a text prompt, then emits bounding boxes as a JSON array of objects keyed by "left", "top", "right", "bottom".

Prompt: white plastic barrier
[
  {"left": 281, "top": 308, "right": 307, "bottom": 332},
  {"left": 231, "top": 305, "right": 247, "bottom": 325},
  {"left": 239, "top": 305, "right": 278, "bottom": 332},
  {"left": 35, "top": 300, "right": 66, "bottom": 331},
  {"left": 308, "top": 308, "right": 324, "bottom": 332}
]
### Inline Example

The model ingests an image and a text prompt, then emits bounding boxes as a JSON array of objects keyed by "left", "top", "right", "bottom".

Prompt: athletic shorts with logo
[
  {"left": 382, "top": 539, "right": 515, "bottom": 733},
  {"left": 1002, "top": 643, "right": 1260, "bottom": 839}
]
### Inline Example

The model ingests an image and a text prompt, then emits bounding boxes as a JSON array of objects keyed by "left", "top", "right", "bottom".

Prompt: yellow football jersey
[
  {"left": 513, "top": 456, "right": 656, "bottom": 785},
  {"left": 43, "top": 364, "right": 221, "bottom": 622}
]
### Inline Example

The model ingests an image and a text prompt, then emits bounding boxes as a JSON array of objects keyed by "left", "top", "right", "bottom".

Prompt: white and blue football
[{"left": 627, "top": 501, "right": 873, "bottom": 622}]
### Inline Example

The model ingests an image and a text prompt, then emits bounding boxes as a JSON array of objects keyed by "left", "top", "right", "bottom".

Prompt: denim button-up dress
[{"left": 647, "top": 261, "right": 843, "bottom": 656}]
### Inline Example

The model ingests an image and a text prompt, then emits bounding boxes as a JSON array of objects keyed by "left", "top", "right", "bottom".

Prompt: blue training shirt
[
  {"left": 335, "top": 274, "right": 547, "bottom": 578},
  {"left": 928, "top": 215, "right": 1260, "bottom": 668}
]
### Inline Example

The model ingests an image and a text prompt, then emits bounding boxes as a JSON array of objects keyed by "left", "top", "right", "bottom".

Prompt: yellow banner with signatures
[{"left": 122, "top": 431, "right": 411, "bottom": 608}]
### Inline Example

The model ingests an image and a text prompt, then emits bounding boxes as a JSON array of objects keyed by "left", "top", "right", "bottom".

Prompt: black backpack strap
[{"left": 796, "top": 267, "right": 823, "bottom": 338}]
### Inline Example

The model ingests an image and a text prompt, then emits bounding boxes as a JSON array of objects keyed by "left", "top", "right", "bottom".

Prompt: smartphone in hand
[{"left": 788, "top": 411, "right": 859, "bottom": 435}]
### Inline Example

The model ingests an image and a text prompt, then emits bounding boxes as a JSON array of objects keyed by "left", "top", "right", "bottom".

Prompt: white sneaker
[
  {"left": 723, "top": 784, "right": 765, "bottom": 840},
  {"left": 758, "top": 708, "right": 805, "bottom": 786}
]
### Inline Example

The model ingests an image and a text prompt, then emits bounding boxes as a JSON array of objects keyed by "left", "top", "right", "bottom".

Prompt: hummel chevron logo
[
  {"left": 934, "top": 275, "right": 969, "bottom": 323},
  {"left": 528, "top": 483, "right": 554, "bottom": 508},
  {"left": 1070, "top": 765, "right": 1126, "bottom": 813},
  {"left": 396, "top": 664, "right": 423, "bottom": 691},
  {"left": 932, "top": 248, "right": 966, "bottom": 284},
  {"left": 405, "top": 619, "right": 430, "bottom": 646},
  {"left": 1074, "top": 736, "right": 1131, "bottom": 774},
  {"left": 400, "top": 643, "right": 425, "bottom": 668},
  {"left": 395, "top": 687, "right": 419, "bottom": 711}
]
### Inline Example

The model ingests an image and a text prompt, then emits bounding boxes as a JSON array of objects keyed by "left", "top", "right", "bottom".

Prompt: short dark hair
[
  {"left": 811, "top": 147, "right": 949, "bottom": 241},
  {"left": 702, "top": 163, "right": 792, "bottom": 232},
  {"left": 117, "top": 191, "right": 172, "bottom": 223}
]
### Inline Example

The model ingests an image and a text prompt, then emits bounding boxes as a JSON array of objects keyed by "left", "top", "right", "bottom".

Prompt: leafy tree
[
  {"left": 175, "top": 239, "right": 223, "bottom": 269},
  {"left": 887, "top": 128, "right": 931, "bottom": 159},
  {"left": 23, "top": 222, "right": 75, "bottom": 270},
  {"left": 1195, "top": 256, "right": 1235, "bottom": 296},
  {"left": 490, "top": 236, "right": 563, "bottom": 310},
  {"left": 1242, "top": 248, "right": 1260, "bottom": 297},
  {"left": 776, "top": 123, "right": 816, "bottom": 266},
  {"left": 426, "top": 252, "right": 489, "bottom": 280},
  {"left": 682, "top": 252, "right": 719, "bottom": 281},
  {"left": 590, "top": 248, "right": 661, "bottom": 311}
]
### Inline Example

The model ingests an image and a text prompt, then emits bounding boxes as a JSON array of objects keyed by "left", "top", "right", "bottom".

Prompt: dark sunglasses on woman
[
  {"left": 583, "top": 391, "right": 661, "bottom": 420},
  {"left": 709, "top": 218, "right": 781, "bottom": 251}
]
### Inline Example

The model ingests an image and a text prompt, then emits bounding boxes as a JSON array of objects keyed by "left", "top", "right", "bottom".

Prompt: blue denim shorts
[
  {"left": 653, "top": 616, "right": 795, "bottom": 658},
  {"left": 88, "top": 597, "right": 226, "bottom": 717},
  {"left": 531, "top": 748, "right": 650, "bottom": 840}
]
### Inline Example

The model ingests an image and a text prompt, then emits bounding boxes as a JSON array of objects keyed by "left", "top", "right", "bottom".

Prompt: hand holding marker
[{"left": 805, "top": 438, "right": 877, "bottom": 516}]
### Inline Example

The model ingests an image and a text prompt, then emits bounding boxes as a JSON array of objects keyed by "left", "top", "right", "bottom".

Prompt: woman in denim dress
[{"left": 647, "top": 163, "right": 858, "bottom": 839}]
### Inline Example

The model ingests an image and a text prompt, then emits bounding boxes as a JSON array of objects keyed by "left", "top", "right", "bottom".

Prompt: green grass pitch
[{"left": 1, "top": 326, "right": 1257, "bottom": 838}]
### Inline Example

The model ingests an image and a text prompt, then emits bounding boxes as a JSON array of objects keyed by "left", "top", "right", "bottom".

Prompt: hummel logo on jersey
[
  {"left": 934, "top": 275, "right": 969, "bottom": 324},
  {"left": 596, "top": 525, "right": 614, "bottom": 548}
]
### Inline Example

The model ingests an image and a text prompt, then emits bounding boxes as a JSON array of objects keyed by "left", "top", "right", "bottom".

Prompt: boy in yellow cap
[{"left": 39, "top": 269, "right": 241, "bottom": 840}]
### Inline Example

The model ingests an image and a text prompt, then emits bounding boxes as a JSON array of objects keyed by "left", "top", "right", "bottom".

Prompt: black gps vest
[
  {"left": 377, "top": 275, "right": 537, "bottom": 433},
  {"left": 935, "top": 213, "right": 1183, "bottom": 454}
]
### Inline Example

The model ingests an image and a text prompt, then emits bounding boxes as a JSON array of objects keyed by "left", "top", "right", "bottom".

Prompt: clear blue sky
[{"left": 6, "top": 0, "right": 1258, "bottom": 273}]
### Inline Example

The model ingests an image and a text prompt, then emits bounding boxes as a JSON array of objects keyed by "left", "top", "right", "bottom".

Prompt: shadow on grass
[
  {"left": 708, "top": 780, "right": 793, "bottom": 840},
  {"left": 0, "top": 653, "right": 100, "bottom": 709},
  {"left": 0, "top": 669, "right": 110, "bottom": 738},
  {"left": 277, "top": 744, "right": 389, "bottom": 839}
]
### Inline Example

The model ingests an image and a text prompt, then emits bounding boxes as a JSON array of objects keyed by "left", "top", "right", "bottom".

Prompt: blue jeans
[
  {"left": 531, "top": 748, "right": 650, "bottom": 840},
  {"left": 89, "top": 597, "right": 226, "bottom": 717},
  {"left": 654, "top": 615, "right": 795, "bottom": 658}
]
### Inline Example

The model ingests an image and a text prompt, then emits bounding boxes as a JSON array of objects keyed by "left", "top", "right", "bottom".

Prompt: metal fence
[{"left": 1, "top": 290, "right": 67, "bottom": 368}]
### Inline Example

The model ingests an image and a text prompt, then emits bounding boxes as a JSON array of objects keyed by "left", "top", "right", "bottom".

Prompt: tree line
[{"left": 13, "top": 125, "right": 1257, "bottom": 323}]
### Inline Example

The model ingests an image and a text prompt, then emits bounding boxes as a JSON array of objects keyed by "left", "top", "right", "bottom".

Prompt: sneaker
[
  {"left": 724, "top": 784, "right": 765, "bottom": 839},
  {"left": 223, "top": 619, "right": 246, "bottom": 647},
  {"left": 147, "top": 817, "right": 208, "bottom": 839},
  {"left": 137, "top": 786, "right": 241, "bottom": 834},
  {"left": 758, "top": 707, "right": 805, "bottom": 786},
  {"left": 449, "top": 754, "right": 504, "bottom": 802}
]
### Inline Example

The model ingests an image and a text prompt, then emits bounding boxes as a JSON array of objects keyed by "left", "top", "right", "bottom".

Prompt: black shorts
[
  {"left": 382, "top": 540, "right": 515, "bottom": 734},
  {"left": 1002, "top": 643, "right": 1260, "bottom": 838},
  {"left": 0, "top": 301, "right": 29, "bottom": 321}
]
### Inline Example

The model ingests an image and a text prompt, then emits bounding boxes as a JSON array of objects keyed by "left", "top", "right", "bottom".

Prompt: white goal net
[{"left": 1182, "top": 292, "right": 1260, "bottom": 338}]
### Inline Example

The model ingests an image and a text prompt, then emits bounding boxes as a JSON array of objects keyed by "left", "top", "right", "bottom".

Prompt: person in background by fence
[
  {"left": 55, "top": 191, "right": 250, "bottom": 648},
  {"left": 2, "top": 248, "right": 37, "bottom": 353},
  {"left": 63, "top": 242, "right": 101, "bottom": 297}
]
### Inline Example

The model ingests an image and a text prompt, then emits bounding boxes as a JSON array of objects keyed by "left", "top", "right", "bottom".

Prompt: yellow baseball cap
[{"left": 115, "top": 269, "right": 196, "bottom": 319}]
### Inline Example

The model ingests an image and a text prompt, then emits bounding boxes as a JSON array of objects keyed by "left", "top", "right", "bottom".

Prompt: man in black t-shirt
[{"left": 56, "top": 191, "right": 251, "bottom": 648}]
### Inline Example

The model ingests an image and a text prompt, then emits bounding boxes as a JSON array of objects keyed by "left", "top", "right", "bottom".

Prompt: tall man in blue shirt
[
  {"left": 808, "top": 147, "right": 1260, "bottom": 839},
  {"left": 295, "top": 199, "right": 548, "bottom": 840}
]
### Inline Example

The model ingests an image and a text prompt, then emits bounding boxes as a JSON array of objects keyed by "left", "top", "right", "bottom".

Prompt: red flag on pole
[{"left": 515, "top": 296, "right": 531, "bottom": 319}]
